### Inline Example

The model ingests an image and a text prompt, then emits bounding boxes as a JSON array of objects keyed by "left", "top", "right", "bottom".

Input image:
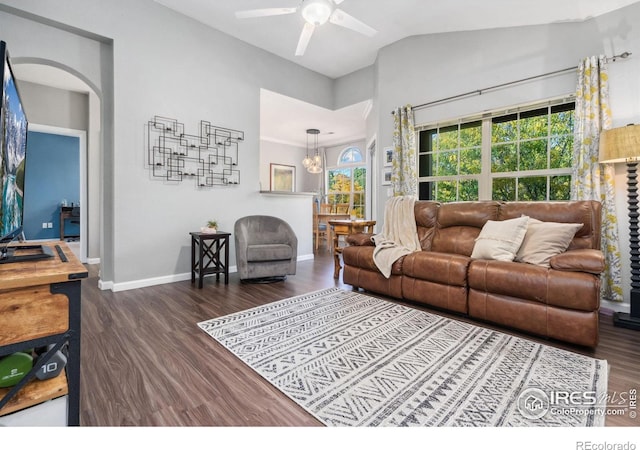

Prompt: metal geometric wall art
[{"left": 147, "top": 116, "right": 244, "bottom": 187}]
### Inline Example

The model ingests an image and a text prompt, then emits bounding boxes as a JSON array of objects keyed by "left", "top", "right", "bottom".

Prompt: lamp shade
[{"left": 599, "top": 124, "right": 640, "bottom": 163}]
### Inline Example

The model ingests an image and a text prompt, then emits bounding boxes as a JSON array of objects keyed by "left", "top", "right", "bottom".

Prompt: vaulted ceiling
[
  {"left": 153, "top": 0, "right": 640, "bottom": 79},
  {"left": 15, "top": 1, "right": 640, "bottom": 149},
  {"left": 150, "top": 0, "right": 639, "bottom": 148}
]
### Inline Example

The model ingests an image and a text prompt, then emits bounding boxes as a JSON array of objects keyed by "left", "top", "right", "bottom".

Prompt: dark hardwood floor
[{"left": 79, "top": 250, "right": 640, "bottom": 427}]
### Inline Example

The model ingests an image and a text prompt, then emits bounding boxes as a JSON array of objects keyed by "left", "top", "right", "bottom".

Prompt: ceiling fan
[{"left": 235, "top": 0, "right": 377, "bottom": 56}]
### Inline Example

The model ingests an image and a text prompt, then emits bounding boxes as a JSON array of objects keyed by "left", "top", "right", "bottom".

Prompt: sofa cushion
[
  {"left": 550, "top": 249, "right": 605, "bottom": 274},
  {"left": 515, "top": 218, "right": 583, "bottom": 267},
  {"left": 342, "top": 245, "right": 405, "bottom": 276},
  {"left": 468, "top": 259, "right": 600, "bottom": 311},
  {"left": 246, "top": 244, "right": 292, "bottom": 262},
  {"left": 402, "top": 251, "right": 470, "bottom": 287},
  {"left": 470, "top": 216, "right": 529, "bottom": 261},
  {"left": 431, "top": 201, "right": 499, "bottom": 255},
  {"left": 414, "top": 201, "right": 440, "bottom": 251},
  {"left": 498, "top": 201, "right": 601, "bottom": 250}
]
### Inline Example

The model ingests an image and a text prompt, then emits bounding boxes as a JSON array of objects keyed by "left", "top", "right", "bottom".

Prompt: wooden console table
[
  {"left": 328, "top": 219, "right": 376, "bottom": 279},
  {"left": 190, "top": 231, "right": 231, "bottom": 288},
  {"left": 0, "top": 241, "right": 87, "bottom": 425}
]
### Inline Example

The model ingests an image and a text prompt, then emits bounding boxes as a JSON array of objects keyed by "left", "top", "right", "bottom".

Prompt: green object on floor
[{"left": 0, "top": 352, "right": 33, "bottom": 388}]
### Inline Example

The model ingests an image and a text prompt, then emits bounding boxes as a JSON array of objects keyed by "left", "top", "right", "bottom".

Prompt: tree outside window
[
  {"left": 418, "top": 101, "right": 574, "bottom": 202},
  {"left": 327, "top": 147, "right": 366, "bottom": 218}
]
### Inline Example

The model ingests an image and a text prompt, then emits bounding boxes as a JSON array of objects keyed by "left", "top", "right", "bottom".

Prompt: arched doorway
[{"left": 11, "top": 62, "right": 101, "bottom": 264}]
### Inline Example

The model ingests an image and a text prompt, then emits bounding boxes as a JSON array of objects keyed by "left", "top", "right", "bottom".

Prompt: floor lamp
[{"left": 599, "top": 124, "right": 640, "bottom": 330}]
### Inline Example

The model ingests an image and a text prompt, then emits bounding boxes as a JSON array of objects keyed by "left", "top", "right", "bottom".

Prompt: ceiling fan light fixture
[{"left": 301, "top": 0, "right": 333, "bottom": 26}]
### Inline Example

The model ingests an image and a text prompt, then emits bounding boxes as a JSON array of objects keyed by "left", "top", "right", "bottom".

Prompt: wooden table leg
[
  {"left": 333, "top": 249, "right": 342, "bottom": 279},
  {"left": 333, "top": 231, "right": 341, "bottom": 278}
]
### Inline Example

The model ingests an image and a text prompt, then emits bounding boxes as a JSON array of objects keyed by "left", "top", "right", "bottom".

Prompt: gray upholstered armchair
[{"left": 234, "top": 215, "right": 298, "bottom": 282}]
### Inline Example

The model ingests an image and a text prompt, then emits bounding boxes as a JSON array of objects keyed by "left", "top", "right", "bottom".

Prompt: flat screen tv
[
  {"left": 0, "top": 41, "right": 53, "bottom": 263},
  {"left": 0, "top": 40, "right": 27, "bottom": 245}
]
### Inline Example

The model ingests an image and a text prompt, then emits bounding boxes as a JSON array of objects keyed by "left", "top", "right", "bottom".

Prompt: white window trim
[{"left": 417, "top": 96, "right": 575, "bottom": 202}]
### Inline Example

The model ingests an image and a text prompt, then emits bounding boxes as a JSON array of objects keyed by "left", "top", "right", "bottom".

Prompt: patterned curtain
[
  {"left": 392, "top": 105, "right": 417, "bottom": 197},
  {"left": 571, "top": 55, "right": 623, "bottom": 302}
]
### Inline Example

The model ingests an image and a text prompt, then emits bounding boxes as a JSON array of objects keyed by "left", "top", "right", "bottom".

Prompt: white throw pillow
[
  {"left": 471, "top": 216, "right": 530, "bottom": 262},
  {"left": 515, "top": 218, "right": 583, "bottom": 267}
]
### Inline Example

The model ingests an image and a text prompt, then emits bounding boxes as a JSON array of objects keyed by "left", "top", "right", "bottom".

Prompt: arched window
[
  {"left": 327, "top": 146, "right": 366, "bottom": 218},
  {"left": 338, "top": 146, "right": 363, "bottom": 164}
]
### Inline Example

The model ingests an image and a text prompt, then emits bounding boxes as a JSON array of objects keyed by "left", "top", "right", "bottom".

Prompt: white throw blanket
[{"left": 372, "top": 196, "right": 421, "bottom": 278}]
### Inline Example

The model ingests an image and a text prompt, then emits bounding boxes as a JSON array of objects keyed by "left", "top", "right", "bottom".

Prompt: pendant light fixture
[{"left": 304, "top": 128, "right": 323, "bottom": 174}]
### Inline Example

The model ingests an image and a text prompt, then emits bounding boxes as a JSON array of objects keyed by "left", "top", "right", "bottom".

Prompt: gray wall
[
  {"left": 260, "top": 140, "right": 311, "bottom": 193},
  {"left": 333, "top": 65, "right": 375, "bottom": 110},
  {"left": 0, "top": 0, "right": 334, "bottom": 289},
  {"left": 20, "top": 81, "right": 88, "bottom": 130}
]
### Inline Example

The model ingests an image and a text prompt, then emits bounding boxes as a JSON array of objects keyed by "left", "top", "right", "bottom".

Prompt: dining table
[
  {"left": 327, "top": 218, "right": 376, "bottom": 279},
  {"left": 315, "top": 212, "right": 350, "bottom": 250}
]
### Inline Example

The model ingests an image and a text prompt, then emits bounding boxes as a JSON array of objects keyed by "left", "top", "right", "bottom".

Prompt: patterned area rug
[{"left": 198, "top": 288, "right": 608, "bottom": 426}]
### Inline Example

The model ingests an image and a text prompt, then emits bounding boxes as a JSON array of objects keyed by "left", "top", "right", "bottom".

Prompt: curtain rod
[{"left": 391, "top": 51, "right": 632, "bottom": 115}]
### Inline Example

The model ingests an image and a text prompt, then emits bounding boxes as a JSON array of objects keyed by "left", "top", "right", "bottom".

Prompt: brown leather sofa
[{"left": 342, "top": 201, "right": 604, "bottom": 347}]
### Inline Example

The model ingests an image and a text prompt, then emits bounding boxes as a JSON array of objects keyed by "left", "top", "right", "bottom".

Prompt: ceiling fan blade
[
  {"left": 295, "top": 22, "right": 315, "bottom": 56},
  {"left": 333, "top": 0, "right": 346, "bottom": 4},
  {"left": 235, "top": 8, "right": 297, "bottom": 19},
  {"left": 329, "top": 8, "right": 377, "bottom": 37}
]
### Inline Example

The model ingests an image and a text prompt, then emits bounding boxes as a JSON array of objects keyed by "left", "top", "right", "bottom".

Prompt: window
[
  {"left": 339, "top": 146, "right": 363, "bottom": 164},
  {"left": 418, "top": 101, "right": 574, "bottom": 202},
  {"left": 419, "top": 121, "right": 482, "bottom": 202},
  {"left": 327, "top": 147, "right": 366, "bottom": 218}
]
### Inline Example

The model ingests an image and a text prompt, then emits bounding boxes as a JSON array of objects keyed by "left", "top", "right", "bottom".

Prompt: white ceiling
[
  {"left": 153, "top": 0, "right": 640, "bottom": 79},
  {"left": 150, "top": 0, "right": 640, "bottom": 148},
  {"left": 12, "top": 1, "right": 640, "bottom": 150}
]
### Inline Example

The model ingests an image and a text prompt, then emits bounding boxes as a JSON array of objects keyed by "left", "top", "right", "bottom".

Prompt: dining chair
[
  {"left": 313, "top": 203, "right": 333, "bottom": 251},
  {"left": 319, "top": 203, "right": 333, "bottom": 213},
  {"left": 335, "top": 203, "right": 350, "bottom": 214}
]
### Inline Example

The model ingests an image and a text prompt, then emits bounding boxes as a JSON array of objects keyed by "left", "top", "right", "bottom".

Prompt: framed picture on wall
[
  {"left": 270, "top": 163, "right": 296, "bottom": 192},
  {"left": 384, "top": 147, "right": 393, "bottom": 167},
  {"left": 382, "top": 167, "right": 392, "bottom": 185}
]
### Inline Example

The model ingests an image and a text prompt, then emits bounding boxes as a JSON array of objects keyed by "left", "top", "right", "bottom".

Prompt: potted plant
[{"left": 201, "top": 220, "right": 218, "bottom": 233}]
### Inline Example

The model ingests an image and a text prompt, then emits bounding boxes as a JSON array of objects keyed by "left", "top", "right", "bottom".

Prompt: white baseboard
[
  {"left": 110, "top": 272, "right": 193, "bottom": 292},
  {"left": 600, "top": 299, "right": 630, "bottom": 314},
  {"left": 298, "top": 253, "right": 314, "bottom": 262},
  {"left": 97, "top": 279, "right": 113, "bottom": 291},
  {"left": 86, "top": 257, "right": 100, "bottom": 265},
  {"left": 99, "top": 253, "right": 314, "bottom": 292}
]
